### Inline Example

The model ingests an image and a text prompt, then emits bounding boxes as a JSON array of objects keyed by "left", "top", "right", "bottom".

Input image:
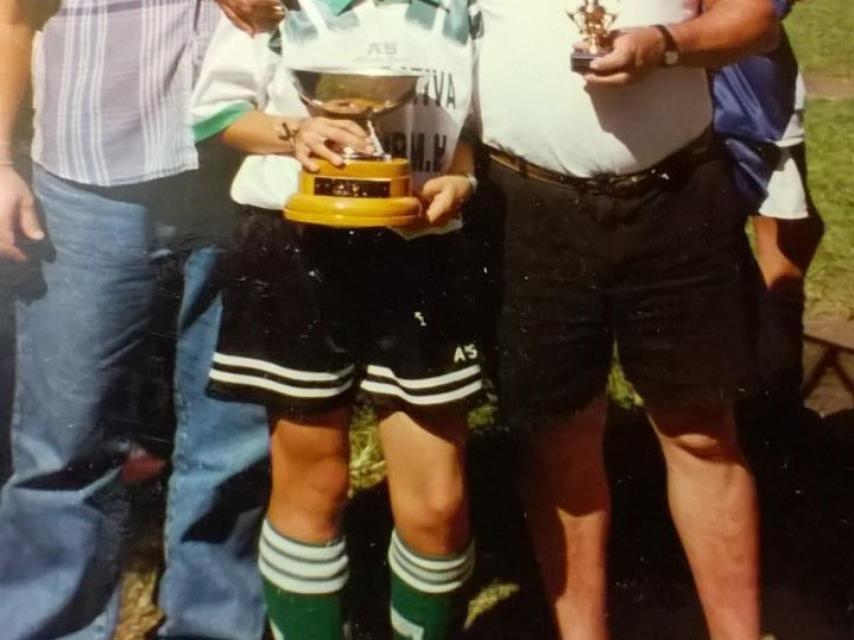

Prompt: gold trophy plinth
[
  {"left": 567, "top": 0, "right": 618, "bottom": 73},
  {"left": 285, "top": 68, "right": 424, "bottom": 228}
]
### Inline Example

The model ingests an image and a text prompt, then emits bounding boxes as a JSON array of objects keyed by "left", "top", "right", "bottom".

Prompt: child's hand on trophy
[
  {"left": 291, "top": 117, "right": 374, "bottom": 172},
  {"left": 418, "top": 175, "right": 474, "bottom": 226}
]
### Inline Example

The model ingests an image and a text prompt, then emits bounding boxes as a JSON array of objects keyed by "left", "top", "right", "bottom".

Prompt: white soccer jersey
[
  {"left": 192, "top": 0, "right": 481, "bottom": 226},
  {"left": 476, "top": 0, "right": 712, "bottom": 177}
]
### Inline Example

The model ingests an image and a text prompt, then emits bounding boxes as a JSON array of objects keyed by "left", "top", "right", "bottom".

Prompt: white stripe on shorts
[
  {"left": 365, "top": 364, "right": 481, "bottom": 390},
  {"left": 209, "top": 369, "right": 354, "bottom": 399},
  {"left": 213, "top": 352, "right": 354, "bottom": 383},
  {"left": 359, "top": 379, "right": 483, "bottom": 406}
]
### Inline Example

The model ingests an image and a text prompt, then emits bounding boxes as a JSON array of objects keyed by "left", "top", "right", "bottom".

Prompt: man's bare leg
[
  {"left": 521, "top": 396, "right": 610, "bottom": 640},
  {"left": 648, "top": 403, "right": 761, "bottom": 640}
]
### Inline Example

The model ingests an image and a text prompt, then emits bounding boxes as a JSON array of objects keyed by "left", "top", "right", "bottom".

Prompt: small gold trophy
[
  {"left": 566, "top": 0, "right": 618, "bottom": 73},
  {"left": 284, "top": 67, "right": 425, "bottom": 228}
]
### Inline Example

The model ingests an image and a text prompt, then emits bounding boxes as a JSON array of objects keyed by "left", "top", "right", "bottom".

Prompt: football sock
[
  {"left": 387, "top": 529, "right": 475, "bottom": 640},
  {"left": 258, "top": 519, "right": 348, "bottom": 640}
]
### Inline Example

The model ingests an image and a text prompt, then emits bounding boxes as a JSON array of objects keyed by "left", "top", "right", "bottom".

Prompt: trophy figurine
[
  {"left": 284, "top": 67, "right": 425, "bottom": 228},
  {"left": 566, "top": 0, "right": 618, "bottom": 73}
]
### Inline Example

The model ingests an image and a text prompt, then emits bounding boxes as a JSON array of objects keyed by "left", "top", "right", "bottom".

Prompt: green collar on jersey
[
  {"left": 322, "top": 0, "right": 354, "bottom": 14},
  {"left": 320, "top": 0, "right": 407, "bottom": 15}
]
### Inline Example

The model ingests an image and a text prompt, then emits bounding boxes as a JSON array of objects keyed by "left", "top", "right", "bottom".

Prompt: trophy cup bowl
[{"left": 284, "top": 67, "right": 425, "bottom": 228}]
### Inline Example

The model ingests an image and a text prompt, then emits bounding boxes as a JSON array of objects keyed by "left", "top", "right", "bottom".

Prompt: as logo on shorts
[{"left": 453, "top": 343, "right": 478, "bottom": 363}]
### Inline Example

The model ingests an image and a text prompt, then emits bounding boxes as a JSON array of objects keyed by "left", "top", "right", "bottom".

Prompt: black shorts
[
  {"left": 208, "top": 211, "right": 484, "bottom": 416},
  {"left": 492, "top": 152, "right": 759, "bottom": 429}
]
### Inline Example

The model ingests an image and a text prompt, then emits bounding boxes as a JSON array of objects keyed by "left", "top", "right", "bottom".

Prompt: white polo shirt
[{"left": 477, "top": 0, "right": 712, "bottom": 177}]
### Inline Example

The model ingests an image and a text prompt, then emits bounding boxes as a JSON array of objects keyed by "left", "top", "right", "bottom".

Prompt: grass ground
[
  {"left": 784, "top": 0, "right": 854, "bottom": 320},
  {"left": 801, "top": 98, "right": 854, "bottom": 319},
  {"left": 788, "top": 0, "right": 854, "bottom": 79}
]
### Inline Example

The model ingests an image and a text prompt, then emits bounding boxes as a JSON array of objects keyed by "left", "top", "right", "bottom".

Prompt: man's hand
[
  {"left": 0, "top": 166, "right": 43, "bottom": 263},
  {"left": 216, "top": 0, "right": 285, "bottom": 34},
  {"left": 292, "top": 117, "right": 373, "bottom": 171},
  {"left": 418, "top": 175, "right": 473, "bottom": 227},
  {"left": 582, "top": 27, "right": 667, "bottom": 87}
]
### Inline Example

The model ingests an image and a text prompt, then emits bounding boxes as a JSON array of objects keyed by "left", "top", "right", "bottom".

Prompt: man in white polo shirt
[{"left": 476, "top": 1, "right": 778, "bottom": 638}]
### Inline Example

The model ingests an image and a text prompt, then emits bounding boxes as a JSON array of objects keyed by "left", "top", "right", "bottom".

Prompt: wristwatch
[{"left": 653, "top": 24, "right": 680, "bottom": 67}]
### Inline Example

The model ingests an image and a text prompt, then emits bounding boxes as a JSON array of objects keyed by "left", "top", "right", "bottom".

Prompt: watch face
[{"left": 665, "top": 50, "right": 680, "bottom": 66}]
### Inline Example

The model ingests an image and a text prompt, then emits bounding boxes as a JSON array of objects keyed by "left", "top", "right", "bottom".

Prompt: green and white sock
[
  {"left": 387, "top": 530, "right": 475, "bottom": 640},
  {"left": 258, "top": 519, "right": 349, "bottom": 640}
]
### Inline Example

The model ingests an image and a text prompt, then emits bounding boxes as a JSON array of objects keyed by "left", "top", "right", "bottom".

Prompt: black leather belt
[{"left": 488, "top": 129, "right": 716, "bottom": 197}]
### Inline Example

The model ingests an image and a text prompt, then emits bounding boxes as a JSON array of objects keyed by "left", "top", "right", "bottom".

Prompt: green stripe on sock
[{"left": 388, "top": 533, "right": 474, "bottom": 640}]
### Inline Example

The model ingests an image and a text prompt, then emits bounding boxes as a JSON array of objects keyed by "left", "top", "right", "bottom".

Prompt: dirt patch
[
  {"left": 804, "top": 314, "right": 854, "bottom": 417},
  {"left": 804, "top": 74, "right": 854, "bottom": 100}
]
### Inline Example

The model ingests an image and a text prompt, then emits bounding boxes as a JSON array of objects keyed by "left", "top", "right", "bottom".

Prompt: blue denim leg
[
  {"left": 0, "top": 167, "right": 161, "bottom": 640},
  {"left": 1, "top": 277, "right": 14, "bottom": 485},
  {"left": 156, "top": 248, "right": 271, "bottom": 639}
]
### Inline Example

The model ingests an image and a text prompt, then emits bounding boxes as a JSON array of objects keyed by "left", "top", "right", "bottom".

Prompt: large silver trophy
[{"left": 284, "top": 67, "right": 425, "bottom": 227}]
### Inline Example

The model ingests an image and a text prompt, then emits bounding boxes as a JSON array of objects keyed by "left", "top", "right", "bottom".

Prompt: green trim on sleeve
[{"left": 193, "top": 102, "right": 254, "bottom": 142}]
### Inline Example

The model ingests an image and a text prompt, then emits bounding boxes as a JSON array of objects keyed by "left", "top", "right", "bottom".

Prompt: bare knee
[
  {"left": 648, "top": 404, "right": 742, "bottom": 463},
  {"left": 526, "top": 398, "right": 608, "bottom": 482},
  {"left": 300, "top": 453, "right": 350, "bottom": 515},
  {"left": 420, "top": 477, "right": 467, "bottom": 528},
  {"left": 268, "top": 412, "right": 351, "bottom": 538},
  {"left": 394, "top": 475, "right": 468, "bottom": 553}
]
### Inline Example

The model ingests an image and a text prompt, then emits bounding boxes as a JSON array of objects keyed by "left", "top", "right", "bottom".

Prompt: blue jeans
[
  {"left": 0, "top": 165, "right": 270, "bottom": 640},
  {"left": 0, "top": 280, "right": 12, "bottom": 484}
]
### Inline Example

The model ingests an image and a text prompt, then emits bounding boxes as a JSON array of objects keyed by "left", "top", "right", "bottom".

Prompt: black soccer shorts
[
  {"left": 491, "top": 151, "right": 760, "bottom": 430},
  {"left": 208, "top": 211, "right": 485, "bottom": 416}
]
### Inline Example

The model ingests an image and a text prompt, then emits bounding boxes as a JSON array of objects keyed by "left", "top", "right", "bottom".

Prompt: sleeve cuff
[{"left": 193, "top": 102, "right": 254, "bottom": 143}]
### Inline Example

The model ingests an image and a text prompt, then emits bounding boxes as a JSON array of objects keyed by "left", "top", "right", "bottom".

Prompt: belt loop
[{"left": 518, "top": 157, "right": 528, "bottom": 178}]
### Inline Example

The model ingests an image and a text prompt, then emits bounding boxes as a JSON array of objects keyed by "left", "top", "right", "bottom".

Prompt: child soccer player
[{"left": 192, "top": 1, "right": 483, "bottom": 639}]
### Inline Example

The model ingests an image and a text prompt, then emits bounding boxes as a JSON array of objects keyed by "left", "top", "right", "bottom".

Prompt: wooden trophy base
[{"left": 284, "top": 158, "right": 422, "bottom": 228}]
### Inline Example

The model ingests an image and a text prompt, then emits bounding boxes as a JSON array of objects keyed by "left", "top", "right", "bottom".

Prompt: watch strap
[{"left": 653, "top": 24, "right": 679, "bottom": 66}]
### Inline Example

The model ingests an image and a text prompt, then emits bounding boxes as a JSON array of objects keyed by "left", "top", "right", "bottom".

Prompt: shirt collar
[
  {"left": 318, "top": 0, "right": 400, "bottom": 16},
  {"left": 320, "top": 0, "right": 358, "bottom": 15}
]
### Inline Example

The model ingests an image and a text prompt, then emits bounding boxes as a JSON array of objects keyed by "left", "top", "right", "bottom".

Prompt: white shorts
[{"left": 757, "top": 146, "right": 811, "bottom": 220}]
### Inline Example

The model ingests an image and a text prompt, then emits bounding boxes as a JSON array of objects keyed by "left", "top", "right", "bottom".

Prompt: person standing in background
[
  {"left": 0, "top": 1, "right": 282, "bottom": 638},
  {"left": 713, "top": 0, "right": 823, "bottom": 407}
]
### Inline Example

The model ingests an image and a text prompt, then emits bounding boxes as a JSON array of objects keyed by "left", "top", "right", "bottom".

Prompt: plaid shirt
[{"left": 31, "top": 0, "right": 221, "bottom": 186}]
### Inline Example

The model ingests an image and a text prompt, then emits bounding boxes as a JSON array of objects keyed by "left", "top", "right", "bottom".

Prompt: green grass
[
  {"left": 787, "top": 0, "right": 854, "bottom": 78},
  {"left": 803, "top": 98, "right": 854, "bottom": 319}
]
